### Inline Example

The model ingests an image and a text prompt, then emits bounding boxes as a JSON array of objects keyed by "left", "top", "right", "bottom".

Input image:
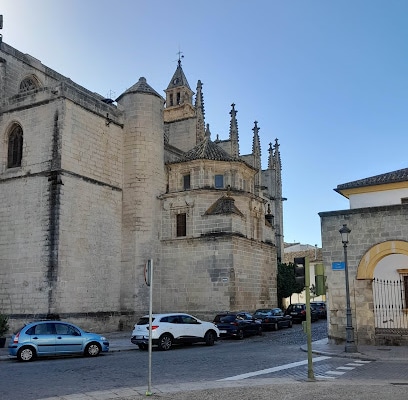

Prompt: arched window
[
  {"left": 7, "top": 124, "right": 23, "bottom": 168},
  {"left": 19, "top": 76, "right": 39, "bottom": 93}
]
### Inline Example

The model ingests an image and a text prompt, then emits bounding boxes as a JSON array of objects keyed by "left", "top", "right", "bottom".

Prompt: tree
[
  {"left": 277, "top": 262, "right": 306, "bottom": 309},
  {"left": 277, "top": 262, "right": 294, "bottom": 309}
]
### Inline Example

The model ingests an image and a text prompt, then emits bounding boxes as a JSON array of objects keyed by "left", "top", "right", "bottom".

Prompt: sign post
[
  {"left": 304, "top": 256, "right": 315, "bottom": 381},
  {"left": 145, "top": 259, "right": 153, "bottom": 396}
]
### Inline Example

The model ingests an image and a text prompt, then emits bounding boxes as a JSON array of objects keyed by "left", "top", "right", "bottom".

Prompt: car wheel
[
  {"left": 158, "top": 333, "right": 173, "bottom": 351},
  {"left": 85, "top": 342, "right": 101, "bottom": 357},
  {"left": 17, "top": 346, "right": 36, "bottom": 362},
  {"left": 138, "top": 344, "right": 148, "bottom": 350},
  {"left": 289, "top": 320, "right": 293, "bottom": 328},
  {"left": 204, "top": 330, "right": 216, "bottom": 346},
  {"left": 236, "top": 329, "right": 244, "bottom": 340},
  {"left": 257, "top": 326, "right": 263, "bottom": 336}
]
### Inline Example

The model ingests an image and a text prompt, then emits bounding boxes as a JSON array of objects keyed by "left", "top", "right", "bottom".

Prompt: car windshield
[
  {"left": 219, "top": 315, "right": 236, "bottom": 323},
  {"left": 254, "top": 310, "right": 269, "bottom": 316},
  {"left": 313, "top": 303, "right": 325, "bottom": 308}
]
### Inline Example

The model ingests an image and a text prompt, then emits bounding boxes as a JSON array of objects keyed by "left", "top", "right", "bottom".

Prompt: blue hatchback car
[{"left": 8, "top": 320, "right": 109, "bottom": 361}]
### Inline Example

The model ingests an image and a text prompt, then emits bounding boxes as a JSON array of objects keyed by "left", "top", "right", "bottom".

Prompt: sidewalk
[
  {"left": 300, "top": 337, "right": 408, "bottom": 361},
  {"left": 1, "top": 333, "right": 408, "bottom": 400}
]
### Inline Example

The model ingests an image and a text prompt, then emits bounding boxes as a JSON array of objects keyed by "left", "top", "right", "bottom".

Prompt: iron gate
[{"left": 372, "top": 278, "right": 408, "bottom": 334}]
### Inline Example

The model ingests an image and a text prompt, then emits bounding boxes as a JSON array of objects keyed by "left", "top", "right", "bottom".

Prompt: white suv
[{"left": 131, "top": 313, "right": 220, "bottom": 351}]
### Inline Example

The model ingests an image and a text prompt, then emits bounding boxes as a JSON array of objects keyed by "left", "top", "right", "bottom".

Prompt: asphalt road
[{"left": 2, "top": 320, "right": 407, "bottom": 400}]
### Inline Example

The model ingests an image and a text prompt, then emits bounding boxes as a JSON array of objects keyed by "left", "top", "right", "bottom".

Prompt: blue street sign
[{"left": 332, "top": 262, "right": 345, "bottom": 270}]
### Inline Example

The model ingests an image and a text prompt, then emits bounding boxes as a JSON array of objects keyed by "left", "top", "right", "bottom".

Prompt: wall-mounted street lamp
[{"left": 339, "top": 224, "right": 358, "bottom": 353}]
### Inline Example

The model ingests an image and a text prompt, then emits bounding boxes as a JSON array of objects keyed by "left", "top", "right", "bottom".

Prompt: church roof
[
  {"left": 204, "top": 195, "right": 244, "bottom": 217},
  {"left": 335, "top": 167, "right": 408, "bottom": 192},
  {"left": 175, "top": 137, "right": 247, "bottom": 164},
  {"left": 116, "top": 77, "right": 162, "bottom": 101},
  {"left": 167, "top": 59, "right": 191, "bottom": 90}
]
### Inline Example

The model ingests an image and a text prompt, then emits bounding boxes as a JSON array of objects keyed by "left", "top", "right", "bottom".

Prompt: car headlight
[{"left": 100, "top": 336, "right": 107, "bottom": 340}]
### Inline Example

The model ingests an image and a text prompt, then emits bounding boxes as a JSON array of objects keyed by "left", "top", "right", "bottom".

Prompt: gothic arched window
[
  {"left": 19, "top": 76, "right": 39, "bottom": 93},
  {"left": 7, "top": 124, "right": 23, "bottom": 168}
]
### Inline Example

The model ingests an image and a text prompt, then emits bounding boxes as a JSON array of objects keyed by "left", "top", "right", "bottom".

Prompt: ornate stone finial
[
  {"left": 205, "top": 123, "right": 211, "bottom": 138},
  {"left": 230, "top": 103, "right": 237, "bottom": 118},
  {"left": 252, "top": 121, "right": 260, "bottom": 134}
]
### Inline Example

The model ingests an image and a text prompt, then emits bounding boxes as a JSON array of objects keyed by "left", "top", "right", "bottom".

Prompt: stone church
[{"left": 0, "top": 39, "right": 284, "bottom": 332}]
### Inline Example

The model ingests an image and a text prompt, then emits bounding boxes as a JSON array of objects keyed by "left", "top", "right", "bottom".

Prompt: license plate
[
  {"left": 136, "top": 335, "right": 144, "bottom": 339},
  {"left": 291, "top": 312, "right": 297, "bottom": 315},
  {"left": 219, "top": 330, "right": 227, "bottom": 334}
]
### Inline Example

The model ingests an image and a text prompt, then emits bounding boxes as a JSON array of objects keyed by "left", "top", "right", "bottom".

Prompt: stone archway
[
  {"left": 357, "top": 240, "right": 408, "bottom": 279},
  {"left": 357, "top": 240, "right": 408, "bottom": 336}
]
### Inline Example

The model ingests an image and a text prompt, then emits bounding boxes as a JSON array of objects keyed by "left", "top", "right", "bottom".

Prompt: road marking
[
  {"left": 315, "top": 375, "right": 335, "bottom": 379},
  {"left": 218, "top": 356, "right": 331, "bottom": 381},
  {"left": 326, "top": 370, "right": 346, "bottom": 375},
  {"left": 336, "top": 366, "right": 355, "bottom": 370}
]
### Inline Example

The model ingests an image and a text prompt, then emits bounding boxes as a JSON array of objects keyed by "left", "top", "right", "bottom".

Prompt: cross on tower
[{"left": 176, "top": 50, "right": 184, "bottom": 66}]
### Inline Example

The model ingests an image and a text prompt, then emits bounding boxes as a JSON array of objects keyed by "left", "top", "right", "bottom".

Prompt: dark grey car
[{"left": 284, "top": 303, "right": 319, "bottom": 323}]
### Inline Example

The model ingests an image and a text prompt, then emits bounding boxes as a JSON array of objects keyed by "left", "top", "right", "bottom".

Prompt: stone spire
[
  {"left": 163, "top": 56, "right": 195, "bottom": 124},
  {"left": 167, "top": 58, "right": 191, "bottom": 90},
  {"left": 268, "top": 138, "right": 281, "bottom": 171},
  {"left": 229, "top": 103, "right": 239, "bottom": 157},
  {"left": 252, "top": 121, "right": 261, "bottom": 191},
  {"left": 195, "top": 80, "right": 205, "bottom": 143},
  {"left": 205, "top": 123, "right": 211, "bottom": 139},
  {"left": 270, "top": 138, "right": 284, "bottom": 262},
  {"left": 252, "top": 121, "right": 261, "bottom": 170},
  {"left": 268, "top": 142, "right": 274, "bottom": 169}
]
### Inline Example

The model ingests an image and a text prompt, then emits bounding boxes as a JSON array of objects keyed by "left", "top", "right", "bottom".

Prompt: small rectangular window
[
  {"left": 183, "top": 174, "right": 191, "bottom": 190},
  {"left": 176, "top": 213, "right": 186, "bottom": 237},
  {"left": 402, "top": 197, "right": 408, "bottom": 204},
  {"left": 169, "top": 94, "right": 174, "bottom": 106},
  {"left": 215, "top": 175, "right": 224, "bottom": 189},
  {"left": 177, "top": 92, "right": 181, "bottom": 105}
]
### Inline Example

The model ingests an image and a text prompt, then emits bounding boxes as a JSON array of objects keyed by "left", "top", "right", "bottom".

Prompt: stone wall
[
  {"left": 157, "top": 235, "right": 276, "bottom": 322},
  {"left": 0, "top": 56, "right": 125, "bottom": 331},
  {"left": 164, "top": 117, "right": 197, "bottom": 152},
  {"left": 0, "top": 175, "right": 50, "bottom": 317},
  {"left": 320, "top": 204, "right": 408, "bottom": 345}
]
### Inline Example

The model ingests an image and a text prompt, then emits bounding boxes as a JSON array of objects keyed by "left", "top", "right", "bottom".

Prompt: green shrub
[{"left": 0, "top": 314, "right": 9, "bottom": 337}]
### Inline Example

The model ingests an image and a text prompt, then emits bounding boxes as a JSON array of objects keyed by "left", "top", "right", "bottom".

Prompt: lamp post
[{"left": 339, "top": 224, "right": 357, "bottom": 353}]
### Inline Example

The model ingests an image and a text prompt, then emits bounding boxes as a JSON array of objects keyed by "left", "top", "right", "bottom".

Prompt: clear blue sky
[{"left": 2, "top": 1, "right": 408, "bottom": 247}]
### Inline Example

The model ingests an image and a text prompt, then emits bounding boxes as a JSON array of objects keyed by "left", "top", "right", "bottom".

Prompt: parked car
[
  {"left": 253, "top": 308, "right": 292, "bottom": 331},
  {"left": 131, "top": 313, "right": 219, "bottom": 351},
  {"left": 213, "top": 312, "right": 263, "bottom": 339},
  {"left": 284, "top": 303, "right": 319, "bottom": 323},
  {"left": 8, "top": 320, "right": 109, "bottom": 362},
  {"left": 311, "top": 301, "right": 327, "bottom": 319}
]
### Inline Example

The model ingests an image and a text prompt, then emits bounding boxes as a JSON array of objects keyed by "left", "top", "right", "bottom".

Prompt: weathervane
[{"left": 176, "top": 49, "right": 184, "bottom": 66}]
